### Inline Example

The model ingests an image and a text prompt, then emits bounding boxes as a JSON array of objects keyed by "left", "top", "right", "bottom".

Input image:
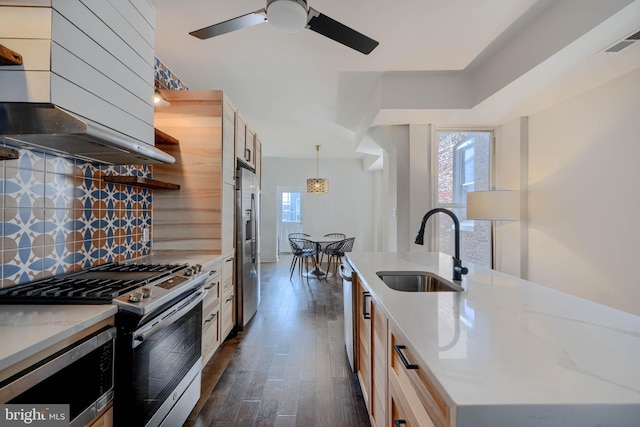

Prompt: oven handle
[
  {"left": 0, "top": 326, "right": 116, "bottom": 402},
  {"left": 132, "top": 289, "right": 207, "bottom": 348}
]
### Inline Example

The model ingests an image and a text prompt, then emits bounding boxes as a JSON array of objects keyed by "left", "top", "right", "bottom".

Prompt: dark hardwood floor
[{"left": 185, "top": 254, "right": 371, "bottom": 427}]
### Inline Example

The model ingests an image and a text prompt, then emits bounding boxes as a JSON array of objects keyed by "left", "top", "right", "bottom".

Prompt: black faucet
[{"left": 415, "top": 208, "right": 469, "bottom": 282}]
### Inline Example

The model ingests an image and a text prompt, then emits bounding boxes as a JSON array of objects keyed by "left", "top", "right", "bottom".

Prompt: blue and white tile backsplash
[
  {"left": 0, "top": 57, "right": 186, "bottom": 287},
  {"left": 1, "top": 143, "right": 152, "bottom": 287},
  {"left": 155, "top": 57, "right": 189, "bottom": 90}
]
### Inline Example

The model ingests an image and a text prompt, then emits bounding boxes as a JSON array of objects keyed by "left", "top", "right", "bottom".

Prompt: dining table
[{"left": 302, "top": 235, "right": 344, "bottom": 279}]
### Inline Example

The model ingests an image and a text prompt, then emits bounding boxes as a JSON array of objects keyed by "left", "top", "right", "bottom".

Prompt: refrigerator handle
[{"left": 250, "top": 193, "right": 256, "bottom": 263}]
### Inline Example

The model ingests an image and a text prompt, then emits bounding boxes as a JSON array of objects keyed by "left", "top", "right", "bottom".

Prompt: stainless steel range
[
  {"left": 0, "top": 262, "right": 204, "bottom": 312},
  {"left": 0, "top": 261, "right": 208, "bottom": 427}
]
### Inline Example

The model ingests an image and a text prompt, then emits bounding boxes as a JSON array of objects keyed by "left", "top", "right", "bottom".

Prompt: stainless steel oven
[
  {"left": 115, "top": 288, "right": 206, "bottom": 427},
  {"left": 0, "top": 326, "right": 116, "bottom": 427},
  {"left": 0, "top": 261, "right": 209, "bottom": 427}
]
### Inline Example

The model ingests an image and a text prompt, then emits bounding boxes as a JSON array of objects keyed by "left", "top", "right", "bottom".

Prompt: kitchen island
[{"left": 347, "top": 251, "right": 640, "bottom": 427}]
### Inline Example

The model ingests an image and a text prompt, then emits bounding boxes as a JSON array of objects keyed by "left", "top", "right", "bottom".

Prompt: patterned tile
[
  {"left": 154, "top": 57, "right": 189, "bottom": 90},
  {"left": 1, "top": 146, "right": 156, "bottom": 285}
]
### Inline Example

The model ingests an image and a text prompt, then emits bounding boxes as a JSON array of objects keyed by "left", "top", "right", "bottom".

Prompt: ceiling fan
[{"left": 189, "top": 0, "right": 379, "bottom": 55}]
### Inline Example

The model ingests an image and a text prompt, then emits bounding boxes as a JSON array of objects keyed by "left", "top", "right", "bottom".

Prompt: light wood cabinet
[
  {"left": 222, "top": 95, "right": 237, "bottom": 186},
  {"left": 255, "top": 135, "right": 262, "bottom": 186},
  {"left": 355, "top": 274, "right": 388, "bottom": 427},
  {"left": 235, "top": 112, "right": 258, "bottom": 170},
  {"left": 355, "top": 272, "right": 449, "bottom": 427},
  {"left": 153, "top": 90, "right": 229, "bottom": 253},
  {"left": 244, "top": 125, "right": 256, "bottom": 169},
  {"left": 236, "top": 113, "right": 247, "bottom": 166},
  {"left": 220, "top": 253, "right": 235, "bottom": 339},
  {"left": 201, "top": 259, "right": 222, "bottom": 365},
  {"left": 389, "top": 326, "right": 450, "bottom": 427}
]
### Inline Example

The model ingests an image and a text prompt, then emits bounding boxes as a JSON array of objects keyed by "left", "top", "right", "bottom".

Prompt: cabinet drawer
[
  {"left": 203, "top": 273, "right": 221, "bottom": 304},
  {"left": 221, "top": 292, "right": 234, "bottom": 338},
  {"left": 390, "top": 367, "right": 435, "bottom": 427},
  {"left": 390, "top": 331, "right": 449, "bottom": 427},
  {"left": 222, "top": 256, "right": 234, "bottom": 281},
  {"left": 201, "top": 309, "right": 220, "bottom": 365},
  {"left": 222, "top": 276, "right": 233, "bottom": 298}
]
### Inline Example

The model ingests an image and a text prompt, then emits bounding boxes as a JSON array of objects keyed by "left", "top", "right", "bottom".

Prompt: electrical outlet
[{"left": 142, "top": 226, "right": 149, "bottom": 243}]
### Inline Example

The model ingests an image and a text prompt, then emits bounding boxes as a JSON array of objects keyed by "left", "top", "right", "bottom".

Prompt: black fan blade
[
  {"left": 306, "top": 8, "right": 379, "bottom": 54},
  {"left": 190, "top": 9, "right": 267, "bottom": 39}
]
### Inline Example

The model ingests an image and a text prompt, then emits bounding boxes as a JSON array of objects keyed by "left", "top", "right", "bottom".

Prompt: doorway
[{"left": 277, "top": 186, "right": 304, "bottom": 254}]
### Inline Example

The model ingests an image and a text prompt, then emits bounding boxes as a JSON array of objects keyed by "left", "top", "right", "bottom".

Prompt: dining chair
[
  {"left": 288, "top": 233, "right": 311, "bottom": 239},
  {"left": 319, "top": 233, "right": 347, "bottom": 265},
  {"left": 324, "top": 233, "right": 346, "bottom": 239},
  {"left": 324, "top": 237, "right": 355, "bottom": 277},
  {"left": 288, "top": 237, "right": 320, "bottom": 281}
]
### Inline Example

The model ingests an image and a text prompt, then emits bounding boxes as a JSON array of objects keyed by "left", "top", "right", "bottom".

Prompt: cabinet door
[
  {"left": 389, "top": 328, "right": 450, "bottom": 427},
  {"left": 356, "top": 275, "right": 387, "bottom": 427},
  {"left": 222, "top": 182, "right": 235, "bottom": 253},
  {"left": 220, "top": 255, "right": 235, "bottom": 339},
  {"left": 202, "top": 270, "right": 221, "bottom": 365},
  {"left": 255, "top": 135, "right": 262, "bottom": 186},
  {"left": 244, "top": 126, "right": 256, "bottom": 169},
  {"left": 389, "top": 370, "right": 435, "bottom": 427},
  {"left": 236, "top": 114, "right": 247, "bottom": 165},
  {"left": 222, "top": 96, "right": 236, "bottom": 186},
  {"left": 356, "top": 277, "right": 372, "bottom": 408},
  {"left": 372, "top": 301, "right": 388, "bottom": 427}
]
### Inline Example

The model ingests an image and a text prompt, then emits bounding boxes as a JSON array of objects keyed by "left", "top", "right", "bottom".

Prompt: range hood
[{"left": 0, "top": 103, "right": 175, "bottom": 165}]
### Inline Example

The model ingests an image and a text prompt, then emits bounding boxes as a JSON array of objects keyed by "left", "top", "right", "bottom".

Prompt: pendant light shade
[
  {"left": 307, "top": 145, "right": 328, "bottom": 193},
  {"left": 153, "top": 85, "right": 170, "bottom": 108}
]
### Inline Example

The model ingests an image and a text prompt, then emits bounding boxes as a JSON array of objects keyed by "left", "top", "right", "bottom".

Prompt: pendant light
[
  {"left": 153, "top": 83, "right": 170, "bottom": 108},
  {"left": 307, "top": 145, "right": 329, "bottom": 193}
]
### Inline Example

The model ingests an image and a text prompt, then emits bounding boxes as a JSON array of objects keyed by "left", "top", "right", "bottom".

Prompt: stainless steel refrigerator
[{"left": 236, "top": 165, "right": 260, "bottom": 328}]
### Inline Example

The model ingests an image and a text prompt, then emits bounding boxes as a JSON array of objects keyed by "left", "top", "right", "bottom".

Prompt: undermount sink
[{"left": 376, "top": 271, "right": 464, "bottom": 292}]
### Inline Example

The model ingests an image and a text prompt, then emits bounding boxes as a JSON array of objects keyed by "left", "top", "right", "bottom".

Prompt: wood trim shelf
[
  {"left": 0, "top": 44, "right": 22, "bottom": 66},
  {"left": 155, "top": 127, "right": 180, "bottom": 145},
  {"left": 0, "top": 146, "right": 19, "bottom": 160},
  {"left": 103, "top": 176, "right": 180, "bottom": 190}
]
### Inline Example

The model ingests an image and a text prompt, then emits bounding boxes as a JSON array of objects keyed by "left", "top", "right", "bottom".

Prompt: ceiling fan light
[{"left": 267, "top": 0, "right": 308, "bottom": 33}]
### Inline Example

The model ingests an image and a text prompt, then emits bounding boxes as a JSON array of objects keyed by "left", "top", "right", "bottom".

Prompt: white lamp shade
[
  {"left": 467, "top": 191, "right": 520, "bottom": 220},
  {"left": 266, "top": 0, "right": 308, "bottom": 33}
]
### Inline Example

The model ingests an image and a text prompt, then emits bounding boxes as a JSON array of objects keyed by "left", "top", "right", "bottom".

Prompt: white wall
[
  {"left": 524, "top": 68, "right": 640, "bottom": 316},
  {"left": 260, "top": 157, "right": 376, "bottom": 262}
]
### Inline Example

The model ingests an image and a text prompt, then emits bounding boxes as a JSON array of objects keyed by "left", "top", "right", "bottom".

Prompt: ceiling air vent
[{"left": 604, "top": 29, "right": 640, "bottom": 53}]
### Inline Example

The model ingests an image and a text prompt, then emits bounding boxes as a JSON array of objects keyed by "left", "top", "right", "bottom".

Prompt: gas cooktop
[{"left": 0, "top": 262, "right": 207, "bottom": 315}]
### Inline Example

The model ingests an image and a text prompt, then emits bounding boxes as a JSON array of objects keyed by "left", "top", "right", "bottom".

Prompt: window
[
  {"left": 436, "top": 130, "right": 492, "bottom": 267},
  {"left": 281, "top": 191, "right": 301, "bottom": 223}
]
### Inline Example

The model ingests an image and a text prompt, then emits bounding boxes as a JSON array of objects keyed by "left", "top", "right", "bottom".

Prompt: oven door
[
  {"left": 115, "top": 289, "right": 205, "bottom": 427},
  {"left": 1, "top": 326, "right": 115, "bottom": 427}
]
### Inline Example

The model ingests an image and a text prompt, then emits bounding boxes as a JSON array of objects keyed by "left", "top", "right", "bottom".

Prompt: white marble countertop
[
  {"left": 0, "top": 304, "right": 117, "bottom": 373},
  {"left": 346, "top": 251, "right": 640, "bottom": 427}
]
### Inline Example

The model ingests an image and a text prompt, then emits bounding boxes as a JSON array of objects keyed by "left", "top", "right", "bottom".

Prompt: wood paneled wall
[{"left": 153, "top": 90, "right": 224, "bottom": 251}]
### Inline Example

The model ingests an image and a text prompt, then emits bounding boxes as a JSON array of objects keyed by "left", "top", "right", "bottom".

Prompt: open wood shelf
[
  {"left": 0, "top": 146, "right": 19, "bottom": 160},
  {"left": 155, "top": 127, "right": 179, "bottom": 145},
  {"left": 0, "top": 44, "right": 22, "bottom": 65},
  {"left": 103, "top": 176, "right": 180, "bottom": 190}
]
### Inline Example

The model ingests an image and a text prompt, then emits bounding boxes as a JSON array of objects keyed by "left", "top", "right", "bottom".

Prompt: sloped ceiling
[{"left": 152, "top": 0, "right": 640, "bottom": 160}]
